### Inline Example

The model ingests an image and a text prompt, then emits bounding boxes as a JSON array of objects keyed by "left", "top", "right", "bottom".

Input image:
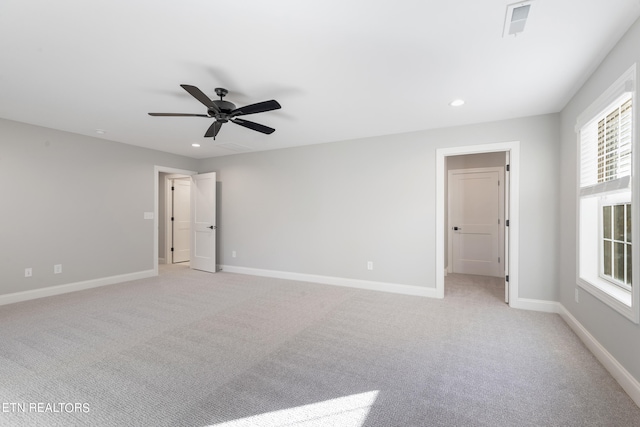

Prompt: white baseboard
[
  {"left": 477, "top": 296, "right": 640, "bottom": 407},
  {"left": 558, "top": 304, "right": 640, "bottom": 408},
  {"left": 0, "top": 270, "right": 156, "bottom": 307},
  {"left": 220, "top": 265, "right": 440, "bottom": 298},
  {"left": 510, "top": 297, "right": 561, "bottom": 313}
]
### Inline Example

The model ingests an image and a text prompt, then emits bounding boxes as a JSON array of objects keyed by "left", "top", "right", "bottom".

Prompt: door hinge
[
  {"left": 506, "top": 219, "right": 510, "bottom": 227},
  {"left": 171, "top": 186, "right": 174, "bottom": 191},
  {"left": 506, "top": 164, "right": 510, "bottom": 172},
  {"left": 506, "top": 275, "right": 509, "bottom": 282},
  {"left": 171, "top": 217, "right": 174, "bottom": 221},
  {"left": 498, "top": 257, "right": 501, "bottom": 263},
  {"left": 170, "top": 247, "right": 174, "bottom": 252}
]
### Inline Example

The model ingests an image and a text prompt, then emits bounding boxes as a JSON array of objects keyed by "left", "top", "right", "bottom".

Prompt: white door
[
  {"left": 450, "top": 169, "right": 502, "bottom": 277},
  {"left": 504, "top": 153, "right": 511, "bottom": 303},
  {"left": 190, "top": 172, "right": 217, "bottom": 273},
  {"left": 172, "top": 178, "right": 191, "bottom": 263}
]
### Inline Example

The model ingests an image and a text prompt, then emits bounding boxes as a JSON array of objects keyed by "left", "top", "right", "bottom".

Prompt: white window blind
[{"left": 580, "top": 96, "right": 633, "bottom": 196}]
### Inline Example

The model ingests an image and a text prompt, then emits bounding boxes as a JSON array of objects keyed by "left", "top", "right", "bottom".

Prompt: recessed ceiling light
[
  {"left": 449, "top": 99, "right": 465, "bottom": 107},
  {"left": 191, "top": 143, "right": 201, "bottom": 147},
  {"left": 95, "top": 129, "right": 106, "bottom": 134}
]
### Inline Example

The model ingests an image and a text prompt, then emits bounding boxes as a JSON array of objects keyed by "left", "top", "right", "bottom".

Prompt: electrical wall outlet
[
  {"left": 367, "top": 261, "right": 373, "bottom": 271},
  {"left": 25, "top": 268, "right": 32, "bottom": 277},
  {"left": 54, "top": 264, "right": 62, "bottom": 274}
]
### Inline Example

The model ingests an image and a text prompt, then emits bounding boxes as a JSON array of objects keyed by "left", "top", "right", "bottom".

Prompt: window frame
[
  {"left": 575, "top": 64, "right": 639, "bottom": 324},
  {"left": 598, "top": 194, "right": 632, "bottom": 291}
]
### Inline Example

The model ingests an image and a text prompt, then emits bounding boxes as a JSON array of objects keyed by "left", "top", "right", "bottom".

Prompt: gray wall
[
  {"left": 446, "top": 152, "right": 506, "bottom": 170},
  {"left": 199, "top": 113, "right": 560, "bottom": 300},
  {"left": 559, "top": 18, "right": 640, "bottom": 382},
  {"left": 0, "top": 109, "right": 560, "bottom": 304},
  {"left": 0, "top": 118, "right": 198, "bottom": 295}
]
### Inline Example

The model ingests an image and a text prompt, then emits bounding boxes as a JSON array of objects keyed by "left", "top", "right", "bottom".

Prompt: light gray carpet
[{"left": 1, "top": 266, "right": 639, "bottom": 426}]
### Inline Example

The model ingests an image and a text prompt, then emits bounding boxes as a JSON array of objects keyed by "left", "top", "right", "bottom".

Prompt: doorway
[
  {"left": 153, "top": 166, "right": 218, "bottom": 276},
  {"left": 155, "top": 167, "right": 196, "bottom": 275},
  {"left": 436, "top": 141, "right": 520, "bottom": 306},
  {"left": 169, "top": 176, "right": 191, "bottom": 264},
  {"left": 448, "top": 166, "right": 504, "bottom": 278},
  {"left": 160, "top": 174, "right": 192, "bottom": 265}
]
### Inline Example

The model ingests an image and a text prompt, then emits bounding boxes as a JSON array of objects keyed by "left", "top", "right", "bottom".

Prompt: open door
[
  {"left": 190, "top": 172, "right": 217, "bottom": 273},
  {"left": 504, "top": 152, "right": 510, "bottom": 303}
]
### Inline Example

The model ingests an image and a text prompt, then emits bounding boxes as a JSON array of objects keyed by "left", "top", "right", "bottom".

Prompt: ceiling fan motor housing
[{"left": 209, "top": 100, "right": 236, "bottom": 122}]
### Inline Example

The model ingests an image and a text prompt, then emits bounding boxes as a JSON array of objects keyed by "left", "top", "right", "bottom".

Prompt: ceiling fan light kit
[{"left": 149, "top": 84, "right": 281, "bottom": 140}]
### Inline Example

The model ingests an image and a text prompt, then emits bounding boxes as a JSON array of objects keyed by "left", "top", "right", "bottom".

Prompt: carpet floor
[{"left": 0, "top": 265, "right": 639, "bottom": 426}]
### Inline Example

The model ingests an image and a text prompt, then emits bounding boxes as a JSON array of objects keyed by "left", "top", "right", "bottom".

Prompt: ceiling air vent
[{"left": 503, "top": 1, "right": 534, "bottom": 37}]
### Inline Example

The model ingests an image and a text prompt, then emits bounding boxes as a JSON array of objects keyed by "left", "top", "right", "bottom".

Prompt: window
[
  {"left": 601, "top": 200, "right": 631, "bottom": 289},
  {"left": 577, "top": 64, "right": 638, "bottom": 323}
]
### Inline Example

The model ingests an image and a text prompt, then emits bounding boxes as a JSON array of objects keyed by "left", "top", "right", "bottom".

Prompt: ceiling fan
[{"left": 149, "top": 85, "right": 281, "bottom": 140}]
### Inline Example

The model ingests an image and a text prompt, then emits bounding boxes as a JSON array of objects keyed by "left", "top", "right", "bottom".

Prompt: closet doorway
[
  {"left": 154, "top": 167, "right": 218, "bottom": 275},
  {"left": 161, "top": 173, "right": 192, "bottom": 265},
  {"left": 170, "top": 177, "right": 191, "bottom": 263}
]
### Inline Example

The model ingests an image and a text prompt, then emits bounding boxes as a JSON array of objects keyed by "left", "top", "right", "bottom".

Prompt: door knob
[
  {"left": 453, "top": 226, "right": 461, "bottom": 231},
  {"left": 208, "top": 225, "right": 216, "bottom": 230}
]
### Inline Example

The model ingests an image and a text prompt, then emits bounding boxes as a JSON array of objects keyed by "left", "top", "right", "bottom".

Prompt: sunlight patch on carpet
[{"left": 208, "top": 391, "right": 379, "bottom": 427}]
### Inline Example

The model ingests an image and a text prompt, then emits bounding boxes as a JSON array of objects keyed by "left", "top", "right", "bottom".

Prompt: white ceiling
[{"left": 1, "top": 1, "right": 639, "bottom": 159}]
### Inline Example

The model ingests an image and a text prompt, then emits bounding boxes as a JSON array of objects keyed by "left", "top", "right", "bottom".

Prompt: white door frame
[
  {"left": 435, "top": 141, "right": 520, "bottom": 306},
  {"left": 154, "top": 166, "right": 197, "bottom": 276}
]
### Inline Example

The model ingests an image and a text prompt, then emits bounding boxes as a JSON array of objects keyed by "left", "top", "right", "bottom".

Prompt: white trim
[
  {"left": 575, "top": 64, "right": 636, "bottom": 131},
  {"left": 220, "top": 265, "right": 439, "bottom": 298},
  {"left": 154, "top": 166, "right": 197, "bottom": 276},
  {"left": 558, "top": 304, "right": 640, "bottom": 408},
  {"left": 580, "top": 175, "right": 631, "bottom": 197},
  {"left": 510, "top": 298, "right": 561, "bottom": 313},
  {"left": 505, "top": 149, "right": 511, "bottom": 303},
  {"left": 577, "top": 277, "right": 634, "bottom": 319},
  {"left": 436, "top": 141, "right": 520, "bottom": 305},
  {"left": 435, "top": 150, "right": 447, "bottom": 298},
  {"left": 0, "top": 270, "right": 156, "bottom": 307}
]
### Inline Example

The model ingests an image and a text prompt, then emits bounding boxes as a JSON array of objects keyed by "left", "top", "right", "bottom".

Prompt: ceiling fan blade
[
  {"left": 205, "top": 121, "right": 223, "bottom": 138},
  {"left": 231, "top": 100, "right": 281, "bottom": 117},
  {"left": 148, "top": 113, "right": 209, "bottom": 117},
  {"left": 232, "top": 118, "right": 275, "bottom": 134},
  {"left": 180, "top": 84, "right": 220, "bottom": 113}
]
